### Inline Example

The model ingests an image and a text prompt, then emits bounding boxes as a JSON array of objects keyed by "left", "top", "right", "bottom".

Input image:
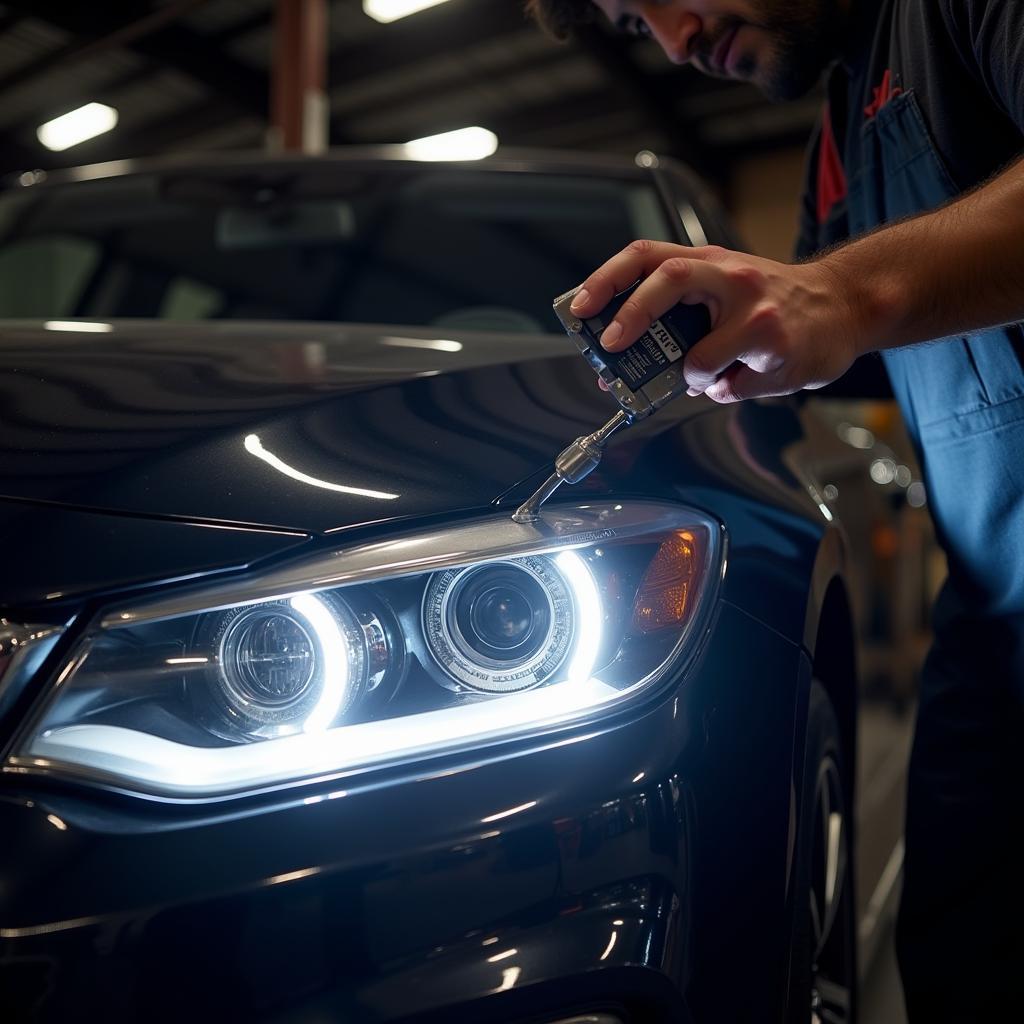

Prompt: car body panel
[
  {"left": 0, "top": 498, "right": 310, "bottom": 610},
  {"left": 0, "top": 321, "right": 595, "bottom": 532}
]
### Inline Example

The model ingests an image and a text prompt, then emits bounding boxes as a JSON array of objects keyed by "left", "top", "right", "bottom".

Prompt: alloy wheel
[{"left": 808, "top": 755, "right": 854, "bottom": 1023}]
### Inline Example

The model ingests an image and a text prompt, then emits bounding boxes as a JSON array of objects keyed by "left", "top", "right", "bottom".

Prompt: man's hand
[{"left": 570, "top": 240, "right": 866, "bottom": 404}]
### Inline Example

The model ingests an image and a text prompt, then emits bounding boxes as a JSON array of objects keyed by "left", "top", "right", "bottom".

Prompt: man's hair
[{"left": 524, "top": 0, "right": 595, "bottom": 41}]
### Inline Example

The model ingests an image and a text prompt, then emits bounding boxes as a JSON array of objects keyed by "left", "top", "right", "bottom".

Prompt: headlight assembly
[{"left": 6, "top": 501, "right": 722, "bottom": 800}]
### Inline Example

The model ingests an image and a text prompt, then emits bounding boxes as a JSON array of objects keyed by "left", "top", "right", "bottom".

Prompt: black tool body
[
  {"left": 511, "top": 281, "right": 712, "bottom": 523},
  {"left": 553, "top": 280, "right": 712, "bottom": 420}
]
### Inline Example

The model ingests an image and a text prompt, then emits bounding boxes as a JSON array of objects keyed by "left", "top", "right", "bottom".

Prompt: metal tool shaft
[
  {"left": 512, "top": 409, "right": 630, "bottom": 523},
  {"left": 511, "top": 471, "right": 563, "bottom": 524}
]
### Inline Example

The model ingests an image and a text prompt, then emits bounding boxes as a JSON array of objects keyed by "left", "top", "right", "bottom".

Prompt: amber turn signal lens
[{"left": 632, "top": 530, "right": 704, "bottom": 632}]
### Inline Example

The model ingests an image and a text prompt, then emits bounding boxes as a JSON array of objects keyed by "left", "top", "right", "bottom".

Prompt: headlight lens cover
[{"left": 8, "top": 501, "right": 721, "bottom": 799}]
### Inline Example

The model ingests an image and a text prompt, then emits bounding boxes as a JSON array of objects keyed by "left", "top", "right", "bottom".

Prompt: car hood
[{"left": 0, "top": 319, "right": 614, "bottom": 535}]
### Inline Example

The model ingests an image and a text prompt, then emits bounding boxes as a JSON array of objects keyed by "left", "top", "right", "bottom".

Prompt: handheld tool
[{"left": 512, "top": 281, "right": 711, "bottom": 524}]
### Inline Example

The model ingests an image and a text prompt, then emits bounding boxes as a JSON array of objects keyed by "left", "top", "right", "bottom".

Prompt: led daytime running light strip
[
  {"left": 557, "top": 550, "right": 600, "bottom": 684},
  {"left": 29, "top": 677, "right": 617, "bottom": 797},
  {"left": 290, "top": 593, "right": 350, "bottom": 733}
]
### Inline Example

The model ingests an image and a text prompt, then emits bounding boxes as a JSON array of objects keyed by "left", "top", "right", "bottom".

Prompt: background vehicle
[{"left": 0, "top": 151, "right": 868, "bottom": 1022}]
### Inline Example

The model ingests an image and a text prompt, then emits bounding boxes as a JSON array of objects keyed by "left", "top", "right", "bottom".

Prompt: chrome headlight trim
[{"left": 98, "top": 502, "right": 702, "bottom": 629}]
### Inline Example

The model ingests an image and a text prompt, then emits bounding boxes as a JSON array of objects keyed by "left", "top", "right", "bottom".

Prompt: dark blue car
[{"left": 0, "top": 152, "right": 859, "bottom": 1023}]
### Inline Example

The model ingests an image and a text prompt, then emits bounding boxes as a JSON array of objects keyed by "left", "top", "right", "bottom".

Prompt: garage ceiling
[{"left": 0, "top": 0, "right": 822, "bottom": 180}]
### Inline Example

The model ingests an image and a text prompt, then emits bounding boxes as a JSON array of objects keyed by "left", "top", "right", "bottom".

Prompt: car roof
[{"left": 6, "top": 146, "right": 660, "bottom": 190}]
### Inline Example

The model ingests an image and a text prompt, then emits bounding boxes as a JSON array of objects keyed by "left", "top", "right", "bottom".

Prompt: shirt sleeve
[{"left": 942, "top": 0, "right": 1024, "bottom": 133}]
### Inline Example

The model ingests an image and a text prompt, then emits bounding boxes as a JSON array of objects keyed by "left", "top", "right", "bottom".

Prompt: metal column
[{"left": 270, "top": 0, "right": 328, "bottom": 153}]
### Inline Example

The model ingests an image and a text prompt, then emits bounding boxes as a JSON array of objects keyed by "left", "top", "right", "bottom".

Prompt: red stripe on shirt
[{"left": 816, "top": 104, "right": 847, "bottom": 225}]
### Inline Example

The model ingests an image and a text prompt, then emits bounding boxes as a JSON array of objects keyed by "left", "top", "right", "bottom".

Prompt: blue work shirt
[{"left": 796, "top": 0, "right": 1024, "bottom": 686}]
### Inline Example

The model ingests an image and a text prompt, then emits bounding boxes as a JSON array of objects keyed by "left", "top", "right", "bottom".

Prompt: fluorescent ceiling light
[
  {"left": 44, "top": 320, "right": 113, "bottom": 333},
  {"left": 37, "top": 103, "right": 118, "bottom": 152},
  {"left": 403, "top": 127, "right": 498, "bottom": 162},
  {"left": 363, "top": 0, "right": 452, "bottom": 23}
]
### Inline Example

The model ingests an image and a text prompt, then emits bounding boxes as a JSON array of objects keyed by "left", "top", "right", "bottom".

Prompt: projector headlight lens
[
  {"left": 9, "top": 502, "right": 721, "bottom": 799},
  {"left": 199, "top": 594, "right": 364, "bottom": 740},
  {"left": 223, "top": 607, "right": 316, "bottom": 704},
  {"left": 424, "top": 557, "right": 573, "bottom": 692}
]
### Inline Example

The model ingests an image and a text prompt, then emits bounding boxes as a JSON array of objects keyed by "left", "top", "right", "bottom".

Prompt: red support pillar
[{"left": 270, "top": 0, "right": 328, "bottom": 153}]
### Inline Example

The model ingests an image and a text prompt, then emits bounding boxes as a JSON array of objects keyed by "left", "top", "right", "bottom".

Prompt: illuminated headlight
[
  {"left": 199, "top": 595, "right": 365, "bottom": 739},
  {"left": 7, "top": 502, "right": 721, "bottom": 799}
]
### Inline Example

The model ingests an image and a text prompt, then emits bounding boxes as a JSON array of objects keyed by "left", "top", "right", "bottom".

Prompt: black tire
[{"left": 787, "top": 680, "right": 857, "bottom": 1024}]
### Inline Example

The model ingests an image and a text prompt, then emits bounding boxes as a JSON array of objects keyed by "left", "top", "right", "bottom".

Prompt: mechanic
[{"left": 525, "top": 1, "right": 1024, "bottom": 1020}]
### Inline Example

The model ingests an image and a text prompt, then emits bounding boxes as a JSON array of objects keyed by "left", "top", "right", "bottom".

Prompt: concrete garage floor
[
  {"left": 856, "top": 700, "right": 915, "bottom": 1023},
  {"left": 862, "top": 924, "right": 909, "bottom": 1023}
]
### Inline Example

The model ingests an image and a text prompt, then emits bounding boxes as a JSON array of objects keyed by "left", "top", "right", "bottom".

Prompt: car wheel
[{"left": 788, "top": 680, "right": 857, "bottom": 1024}]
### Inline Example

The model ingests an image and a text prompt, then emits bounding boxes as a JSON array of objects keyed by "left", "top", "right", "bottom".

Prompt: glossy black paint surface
[
  {"left": 0, "top": 322, "right": 596, "bottom": 530},
  {"left": 0, "top": 153, "right": 852, "bottom": 1023},
  {"left": 0, "top": 496, "right": 309, "bottom": 609},
  {"left": 0, "top": 319, "right": 833, "bottom": 636}
]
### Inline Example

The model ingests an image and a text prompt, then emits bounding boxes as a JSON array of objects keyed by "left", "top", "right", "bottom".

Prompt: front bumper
[{"left": 0, "top": 601, "right": 806, "bottom": 1023}]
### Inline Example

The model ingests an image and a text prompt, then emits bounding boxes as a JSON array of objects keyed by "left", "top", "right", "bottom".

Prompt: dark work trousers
[
  {"left": 896, "top": 601, "right": 1024, "bottom": 1020},
  {"left": 846, "top": 90, "right": 1024, "bottom": 1019}
]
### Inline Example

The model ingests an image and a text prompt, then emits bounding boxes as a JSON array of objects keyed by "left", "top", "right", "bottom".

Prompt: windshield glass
[{"left": 0, "top": 164, "right": 674, "bottom": 334}]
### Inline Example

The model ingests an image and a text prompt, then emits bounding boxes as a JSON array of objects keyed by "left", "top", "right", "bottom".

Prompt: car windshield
[{"left": 0, "top": 164, "right": 674, "bottom": 334}]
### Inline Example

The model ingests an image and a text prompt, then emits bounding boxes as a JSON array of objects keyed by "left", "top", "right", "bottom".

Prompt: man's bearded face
[
  {"left": 717, "top": 0, "right": 843, "bottom": 99},
  {"left": 595, "top": 1, "right": 846, "bottom": 101}
]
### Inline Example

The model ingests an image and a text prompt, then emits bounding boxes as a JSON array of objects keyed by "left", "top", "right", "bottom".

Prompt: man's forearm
[
  {"left": 570, "top": 154, "right": 1024, "bottom": 404},
  {"left": 821, "top": 155, "right": 1024, "bottom": 355}
]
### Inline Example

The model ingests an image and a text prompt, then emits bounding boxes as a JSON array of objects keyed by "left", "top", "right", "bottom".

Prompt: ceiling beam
[
  {"left": 327, "top": 0, "right": 529, "bottom": 87},
  {"left": 0, "top": 0, "right": 203, "bottom": 95},
  {"left": 0, "top": 0, "right": 270, "bottom": 170},
  {"left": 476, "top": 86, "right": 646, "bottom": 144},
  {"left": 2, "top": 1, "right": 267, "bottom": 117},
  {"left": 334, "top": 48, "right": 577, "bottom": 142}
]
